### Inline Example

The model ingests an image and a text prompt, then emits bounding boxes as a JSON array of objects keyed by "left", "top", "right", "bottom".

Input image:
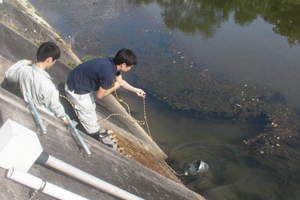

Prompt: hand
[
  {"left": 136, "top": 89, "right": 146, "bottom": 98},
  {"left": 63, "top": 119, "right": 69, "bottom": 125},
  {"left": 27, "top": 60, "right": 33, "bottom": 65}
]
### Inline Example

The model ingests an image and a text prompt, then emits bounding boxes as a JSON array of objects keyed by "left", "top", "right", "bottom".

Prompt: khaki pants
[{"left": 65, "top": 84, "right": 100, "bottom": 134}]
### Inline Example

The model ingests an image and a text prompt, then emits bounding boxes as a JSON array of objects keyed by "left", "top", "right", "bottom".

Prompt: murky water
[{"left": 28, "top": 0, "right": 300, "bottom": 199}]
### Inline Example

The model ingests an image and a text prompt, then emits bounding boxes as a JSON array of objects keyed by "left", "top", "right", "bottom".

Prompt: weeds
[
  {"left": 67, "top": 61, "right": 78, "bottom": 68},
  {"left": 33, "top": 28, "right": 45, "bottom": 46},
  {"left": 81, "top": 54, "right": 108, "bottom": 62},
  {"left": 34, "top": 10, "right": 41, "bottom": 17}
]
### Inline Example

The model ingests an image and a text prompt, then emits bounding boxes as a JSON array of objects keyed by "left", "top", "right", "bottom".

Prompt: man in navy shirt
[{"left": 65, "top": 48, "right": 146, "bottom": 141}]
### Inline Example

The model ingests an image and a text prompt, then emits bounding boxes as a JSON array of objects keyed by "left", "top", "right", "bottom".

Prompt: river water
[{"left": 28, "top": 0, "right": 300, "bottom": 199}]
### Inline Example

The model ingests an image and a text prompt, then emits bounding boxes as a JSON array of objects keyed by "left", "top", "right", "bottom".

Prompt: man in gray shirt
[{"left": 5, "top": 42, "right": 68, "bottom": 123}]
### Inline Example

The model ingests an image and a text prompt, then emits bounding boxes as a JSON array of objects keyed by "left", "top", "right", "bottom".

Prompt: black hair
[
  {"left": 36, "top": 42, "right": 61, "bottom": 62},
  {"left": 113, "top": 48, "right": 137, "bottom": 66}
]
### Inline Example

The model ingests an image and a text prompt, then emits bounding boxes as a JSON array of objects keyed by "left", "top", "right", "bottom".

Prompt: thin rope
[{"left": 60, "top": 91, "right": 183, "bottom": 176}]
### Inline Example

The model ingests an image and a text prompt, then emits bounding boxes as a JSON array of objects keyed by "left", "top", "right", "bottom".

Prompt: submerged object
[{"left": 184, "top": 160, "right": 209, "bottom": 176}]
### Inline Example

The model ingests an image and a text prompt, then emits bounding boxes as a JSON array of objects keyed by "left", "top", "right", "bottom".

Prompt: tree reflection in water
[{"left": 130, "top": 0, "right": 300, "bottom": 45}]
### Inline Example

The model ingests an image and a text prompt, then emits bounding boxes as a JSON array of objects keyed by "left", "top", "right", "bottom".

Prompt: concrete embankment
[{"left": 0, "top": 0, "right": 205, "bottom": 199}]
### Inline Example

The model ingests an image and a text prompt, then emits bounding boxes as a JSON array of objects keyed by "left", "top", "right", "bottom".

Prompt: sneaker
[
  {"left": 99, "top": 130, "right": 118, "bottom": 150},
  {"left": 99, "top": 130, "right": 109, "bottom": 139}
]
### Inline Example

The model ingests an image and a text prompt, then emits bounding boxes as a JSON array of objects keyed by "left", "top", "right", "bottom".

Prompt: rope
[
  {"left": 98, "top": 91, "right": 146, "bottom": 125},
  {"left": 60, "top": 91, "right": 183, "bottom": 176},
  {"left": 113, "top": 92, "right": 184, "bottom": 175}
]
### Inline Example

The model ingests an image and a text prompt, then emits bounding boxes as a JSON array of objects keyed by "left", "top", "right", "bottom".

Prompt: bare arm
[
  {"left": 96, "top": 81, "right": 121, "bottom": 99},
  {"left": 116, "top": 74, "right": 146, "bottom": 98}
]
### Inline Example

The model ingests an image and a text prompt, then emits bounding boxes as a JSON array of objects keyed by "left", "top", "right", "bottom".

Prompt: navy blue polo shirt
[{"left": 66, "top": 57, "right": 120, "bottom": 94}]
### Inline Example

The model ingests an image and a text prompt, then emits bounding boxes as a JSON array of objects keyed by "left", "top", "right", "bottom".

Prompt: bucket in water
[{"left": 184, "top": 160, "right": 209, "bottom": 176}]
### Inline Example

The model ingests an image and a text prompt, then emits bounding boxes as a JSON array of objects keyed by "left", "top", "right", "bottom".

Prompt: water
[{"left": 28, "top": 0, "right": 300, "bottom": 199}]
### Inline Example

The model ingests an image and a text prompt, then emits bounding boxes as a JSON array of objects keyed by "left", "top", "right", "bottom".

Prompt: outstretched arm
[{"left": 116, "top": 75, "right": 146, "bottom": 98}]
